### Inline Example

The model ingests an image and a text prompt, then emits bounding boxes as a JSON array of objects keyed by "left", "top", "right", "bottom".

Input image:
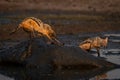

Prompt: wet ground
[{"left": 0, "top": 10, "right": 120, "bottom": 80}]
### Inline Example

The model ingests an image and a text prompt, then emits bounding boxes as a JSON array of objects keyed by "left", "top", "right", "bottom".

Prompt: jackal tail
[{"left": 9, "top": 25, "right": 21, "bottom": 35}]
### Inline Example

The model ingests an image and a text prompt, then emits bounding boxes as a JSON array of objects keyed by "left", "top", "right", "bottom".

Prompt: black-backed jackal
[
  {"left": 79, "top": 36, "right": 108, "bottom": 56},
  {"left": 10, "top": 17, "right": 63, "bottom": 46}
]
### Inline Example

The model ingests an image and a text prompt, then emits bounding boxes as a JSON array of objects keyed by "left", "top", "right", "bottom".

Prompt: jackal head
[
  {"left": 102, "top": 37, "right": 108, "bottom": 48},
  {"left": 43, "top": 24, "right": 64, "bottom": 46}
]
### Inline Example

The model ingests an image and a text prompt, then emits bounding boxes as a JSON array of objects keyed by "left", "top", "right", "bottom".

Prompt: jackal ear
[
  {"left": 103, "top": 37, "right": 108, "bottom": 44},
  {"left": 105, "top": 37, "right": 108, "bottom": 41}
]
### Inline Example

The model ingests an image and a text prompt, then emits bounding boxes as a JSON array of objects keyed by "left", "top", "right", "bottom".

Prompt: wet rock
[
  {"left": 0, "top": 39, "right": 116, "bottom": 70},
  {"left": 25, "top": 39, "right": 116, "bottom": 70},
  {"left": 0, "top": 40, "right": 30, "bottom": 63},
  {"left": 0, "top": 39, "right": 117, "bottom": 80}
]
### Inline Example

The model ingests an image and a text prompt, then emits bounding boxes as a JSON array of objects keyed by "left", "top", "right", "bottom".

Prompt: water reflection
[
  {"left": 0, "top": 65, "right": 114, "bottom": 80},
  {"left": 0, "top": 74, "right": 14, "bottom": 80},
  {"left": 90, "top": 73, "right": 107, "bottom": 80},
  {"left": 90, "top": 69, "right": 120, "bottom": 80},
  {"left": 105, "top": 69, "right": 120, "bottom": 79}
]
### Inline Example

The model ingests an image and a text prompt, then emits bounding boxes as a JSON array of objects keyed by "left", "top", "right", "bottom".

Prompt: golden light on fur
[
  {"left": 79, "top": 36, "right": 108, "bottom": 56},
  {"left": 10, "top": 17, "right": 63, "bottom": 46}
]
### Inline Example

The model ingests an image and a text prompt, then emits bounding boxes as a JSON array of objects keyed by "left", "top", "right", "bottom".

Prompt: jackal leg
[
  {"left": 29, "top": 32, "right": 34, "bottom": 41},
  {"left": 96, "top": 48, "right": 100, "bottom": 57},
  {"left": 20, "top": 40, "right": 32, "bottom": 60},
  {"left": 37, "top": 33, "right": 43, "bottom": 37},
  {"left": 31, "top": 26, "right": 36, "bottom": 38},
  {"left": 32, "top": 30, "right": 36, "bottom": 38},
  {"left": 44, "top": 34, "right": 53, "bottom": 44},
  {"left": 52, "top": 38, "right": 64, "bottom": 46}
]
